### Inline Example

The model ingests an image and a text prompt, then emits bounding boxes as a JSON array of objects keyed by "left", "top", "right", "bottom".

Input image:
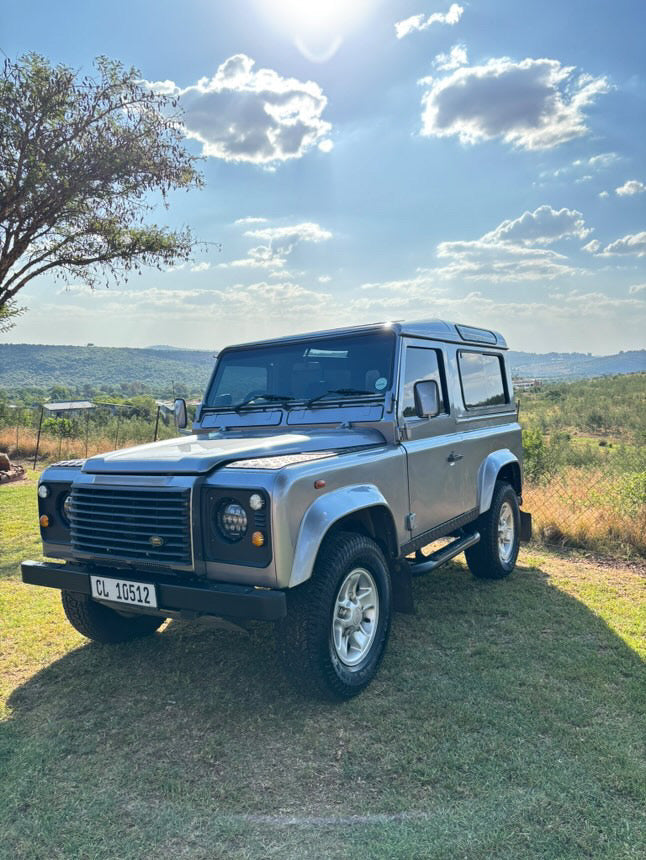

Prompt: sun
[{"left": 255, "top": 0, "right": 372, "bottom": 61}]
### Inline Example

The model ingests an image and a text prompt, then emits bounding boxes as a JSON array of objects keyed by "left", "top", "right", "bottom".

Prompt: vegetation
[
  {"left": 1, "top": 372, "right": 644, "bottom": 557},
  {"left": 0, "top": 343, "right": 214, "bottom": 393},
  {"left": 0, "top": 344, "right": 644, "bottom": 393},
  {"left": 516, "top": 374, "right": 645, "bottom": 557},
  {"left": 0, "top": 54, "right": 203, "bottom": 327},
  {"left": 1, "top": 474, "right": 644, "bottom": 859}
]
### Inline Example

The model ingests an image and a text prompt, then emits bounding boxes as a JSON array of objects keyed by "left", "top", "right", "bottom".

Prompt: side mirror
[
  {"left": 414, "top": 380, "right": 440, "bottom": 418},
  {"left": 174, "top": 398, "right": 187, "bottom": 430}
]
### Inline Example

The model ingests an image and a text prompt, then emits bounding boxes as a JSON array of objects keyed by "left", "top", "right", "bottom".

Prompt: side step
[{"left": 408, "top": 532, "right": 480, "bottom": 577}]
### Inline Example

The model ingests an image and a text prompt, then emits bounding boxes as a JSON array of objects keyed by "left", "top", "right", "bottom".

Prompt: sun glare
[{"left": 255, "top": 0, "right": 372, "bottom": 61}]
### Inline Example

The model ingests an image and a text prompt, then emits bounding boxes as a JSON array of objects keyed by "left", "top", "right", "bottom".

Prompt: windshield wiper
[
  {"left": 233, "top": 393, "right": 295, "bottom": 413},
  {"left": 305, "top": 388, "right": 376, "bottom": 408}
]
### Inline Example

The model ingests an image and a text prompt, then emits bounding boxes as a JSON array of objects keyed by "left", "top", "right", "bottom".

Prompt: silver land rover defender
[{"left": 23, "top": 319, "right": 531, "bottom": 699}]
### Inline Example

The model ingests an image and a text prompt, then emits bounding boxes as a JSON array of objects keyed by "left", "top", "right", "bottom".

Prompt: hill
[
  {"left": 0, "top": 342, "right": 643, "bottom": 394},
  {"left": 508, "top": 349, "right": 645, "bottom": 379},
  {"left": 0, "top": 343, "right": 216, "bottom": 392}
]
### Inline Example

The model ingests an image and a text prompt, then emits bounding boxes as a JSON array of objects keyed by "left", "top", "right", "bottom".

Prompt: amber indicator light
[{"left": 39, "top": 515, "right": 49, "bottom": 528}]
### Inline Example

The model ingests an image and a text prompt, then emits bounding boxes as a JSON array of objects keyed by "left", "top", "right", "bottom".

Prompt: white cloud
[
  {"left": 433, "top": 240, "right": 576, "bottom": 282},
  {"left": 599, "top": 191, "right": 610, "bottom": 199},
  {"left": 373, "top": 205, "right": 590, "bottom": 284},
  {"left": 148, "top": 54, "right": 332, "bottom": 166},
  {"left": 420, "top": 57, "right": 610, "bottom": 150},
  {"left": 408, "top": 205, "right": 587, "bottom": 283},
  {"left": 243, "top": 222, "right": 332, "bottom": 244},
  {"left": 598, "top": 232, "right": 646, "bottom": 257},
  {"left": 616, "top": 179, "right": 646, "bottom": 196},
  {"left": 628, "top": 283, "right": 646, "bottom": 294},
  {"left": 395, "top": 4, "right": 463, "bottom": 39},
  {"left": 233, "top": 216, "right": 268, "bottom": 225},
  {"left": 190, "top": 262, "right": 211, "bottom": 272},
  {"left": 482, "top": 205, "right": 591, "bottom": 245},
  {"left": 433, "top": 44, "right": 468, "bottom": 71},
  {"left": 219, "top": 221, "right": 332, "bottom": 271},
  {"left": 587, "top": 152, "right": 619, "bottom": 169},
  {"left": 318, "top": 275, "right": 332, "bottom": 283},
  {"left": 539, "top": 152, "right": 619, "bottom": 183},
  {"left": 582, "top": 239, "right": 601, "bottom": 253}
]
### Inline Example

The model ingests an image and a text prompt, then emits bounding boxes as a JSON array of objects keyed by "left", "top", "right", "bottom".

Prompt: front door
[{"left": 399, "top": 340, "right": 465, "bottom": 538}]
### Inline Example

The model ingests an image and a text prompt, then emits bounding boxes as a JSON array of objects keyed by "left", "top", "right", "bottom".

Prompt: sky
[{"left": 2, "top": 0, "right": 645, "bottom": 354}]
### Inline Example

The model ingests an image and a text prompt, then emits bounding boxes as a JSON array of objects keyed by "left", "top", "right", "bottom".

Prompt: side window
[
  {"left": 401, "top": 347, "right": 446, "bottom": 418},
  {"left": 458, "top": 351, "right": 508, "bottom": 409}
]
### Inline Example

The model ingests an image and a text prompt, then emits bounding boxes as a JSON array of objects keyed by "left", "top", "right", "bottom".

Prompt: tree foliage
[{"left": 0, "top": 53, "right": 203, "bottom": 322}]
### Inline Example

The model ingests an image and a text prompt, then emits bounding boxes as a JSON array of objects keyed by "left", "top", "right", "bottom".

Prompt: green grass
[{"left": 1, "top": 476, "right": 645, "bottom": 859}]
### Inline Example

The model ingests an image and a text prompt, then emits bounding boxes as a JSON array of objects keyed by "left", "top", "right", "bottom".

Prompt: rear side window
[{"left": 458, "top": 351, "right": 508, "bottom": 409}]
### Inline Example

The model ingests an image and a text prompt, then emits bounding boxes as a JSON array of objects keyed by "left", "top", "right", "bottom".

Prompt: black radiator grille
[{"left": 70, "top": 487, "right": 192, "bottom": 566}]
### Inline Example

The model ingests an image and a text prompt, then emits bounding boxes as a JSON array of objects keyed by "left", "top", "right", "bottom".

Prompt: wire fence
[{"left": 1, "top": 405, "right": 644, "bottom": 558}]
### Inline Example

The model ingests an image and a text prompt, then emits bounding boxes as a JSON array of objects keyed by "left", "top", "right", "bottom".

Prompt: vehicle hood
[{"left": 83, "top": 427, "right": 386, "bottom": 475}]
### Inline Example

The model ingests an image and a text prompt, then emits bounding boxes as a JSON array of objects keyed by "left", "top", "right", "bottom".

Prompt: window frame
[
  {"left": 457, "top": 349, "right": 510, "bottom": 412},
  {"left": 399, "top": 343, "right": 450, "bottom": 422}
]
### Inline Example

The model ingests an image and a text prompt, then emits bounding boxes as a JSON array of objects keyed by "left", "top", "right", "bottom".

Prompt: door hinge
[{"left": 405, "top": 512, "right": 417, "bottom": 531}]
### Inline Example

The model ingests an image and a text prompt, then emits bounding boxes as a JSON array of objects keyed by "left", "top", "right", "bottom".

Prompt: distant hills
[
  {"left": 0, "top": 344, "right": 216, "bottom": 391},
  {"left": 0, "top": 342, "right": 643, "bottom": 393},
  {"left": 507, "top": 349, "right": 645, "bottom": 379}
]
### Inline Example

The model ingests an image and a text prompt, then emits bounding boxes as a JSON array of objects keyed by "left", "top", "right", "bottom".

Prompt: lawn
[{"left": 1, "top": 474, "right": 645, "bottom": 859}]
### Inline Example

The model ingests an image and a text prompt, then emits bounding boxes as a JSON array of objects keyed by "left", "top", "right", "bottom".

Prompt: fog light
[
  {"left": 249, "top": 493, "right": 264, "bottom": 511},
  {"left": 39, "top": 515, "right": 50, "bottom": 528},
  {"left": 251, "top": 531, "right": 265, "bottom": 547},
  {"left": 38, "top": 484, "right": 49, "bottom": 499}
]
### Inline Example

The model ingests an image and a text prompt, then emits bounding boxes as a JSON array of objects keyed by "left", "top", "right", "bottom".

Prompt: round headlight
[
  {"left": 216, "top": 500, "right": 248, "bottom": 542},
  {"left": 38, "top": 484, "right": 50, "bottom": 499},
  {"left": 249, "top": 493, "right": 264, "bottom": 511},
  {"left": 62, "top": 492, "right": 73, "bottom": 525}
]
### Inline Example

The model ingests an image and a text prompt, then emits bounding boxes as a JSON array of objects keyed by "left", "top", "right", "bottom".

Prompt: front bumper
[{"left": 21, "top": 560, "right": 286, "bottom": 621}]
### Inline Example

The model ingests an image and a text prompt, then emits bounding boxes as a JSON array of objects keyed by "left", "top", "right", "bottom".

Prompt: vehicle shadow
[{"left": 2, "top": 560, "right": 644, "bottom": 856}]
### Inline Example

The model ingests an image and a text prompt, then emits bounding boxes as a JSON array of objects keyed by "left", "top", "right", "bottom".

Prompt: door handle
[{"left": 447, "top": 451, "right": 463, "bottom": 463}]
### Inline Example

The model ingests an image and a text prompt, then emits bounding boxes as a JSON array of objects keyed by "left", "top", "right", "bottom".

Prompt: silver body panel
[{"left": 37, "top": 319, "right": 523, "bottom": 591}]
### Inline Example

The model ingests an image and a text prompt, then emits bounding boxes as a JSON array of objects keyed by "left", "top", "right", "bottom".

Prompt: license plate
[{"left": 90, "top": 575, "right": 158, "bottom": 609}]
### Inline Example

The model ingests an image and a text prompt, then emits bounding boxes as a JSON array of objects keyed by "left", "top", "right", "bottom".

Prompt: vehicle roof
[{"left": 225, "top": 319, "right": 508, "bottom": 351}]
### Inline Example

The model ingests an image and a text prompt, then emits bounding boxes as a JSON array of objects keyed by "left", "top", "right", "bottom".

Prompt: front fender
[
  {"left": 288, "top": 485, "right": 390, "bottom": 588},
  {"left": 477, "top": 449, "right": 520, "bottom": 513}
]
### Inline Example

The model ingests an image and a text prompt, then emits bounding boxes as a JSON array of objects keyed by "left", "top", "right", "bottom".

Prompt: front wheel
[
  {"left": 62, "top": 591, "right": 166, "bottom": 643},
  {"left": 465, "top": 481, "right": 520, "bottom": 579},
  {"left": 276, "top": 532, "right": 392, "bottom": 700}
]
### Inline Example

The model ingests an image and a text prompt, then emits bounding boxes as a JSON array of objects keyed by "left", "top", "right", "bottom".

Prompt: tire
[
  {"left": 61, "top": 590, "right": 166, "bottom": 643},
  {"left": 465, "top": 481, "right": 520, "bottom": 579},
  {"left": 276, "top": 531, "right": 392, "bottom": 701}
]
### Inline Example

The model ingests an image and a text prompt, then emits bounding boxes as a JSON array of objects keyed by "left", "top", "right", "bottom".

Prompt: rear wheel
[
  {"left": 61, "top": 591, "right": 166, "bottom": 643},
  {"left": 276, "top": 532, "right": 392, "bottom": 700},
  {"left": 466, "top": 481, "right": 520, "bottom": 579}
]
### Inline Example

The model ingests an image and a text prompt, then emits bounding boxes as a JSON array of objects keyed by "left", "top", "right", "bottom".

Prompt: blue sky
[{"left": 3, "top": 0, "right": 645, "bottom": 353}]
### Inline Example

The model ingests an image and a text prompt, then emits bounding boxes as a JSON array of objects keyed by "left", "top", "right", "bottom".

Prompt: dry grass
[
  {"left": 0, "top": 427, "right": 138, "bottom": 463},
  {"left": 526, "top": 466, "right": 646, "bottom": 558}
]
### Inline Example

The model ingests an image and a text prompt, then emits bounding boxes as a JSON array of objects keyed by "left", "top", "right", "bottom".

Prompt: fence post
[
  {"left": 33, "top": 406, "right": 44, "bottom": 470},
  {"left": 153, "top": 405, "right": 161, "bottom": 442}
]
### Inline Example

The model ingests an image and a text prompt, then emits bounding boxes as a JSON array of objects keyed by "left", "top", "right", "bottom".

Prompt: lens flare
[{"left": 255, "top": 0, "right": 372, "bottom": 61}]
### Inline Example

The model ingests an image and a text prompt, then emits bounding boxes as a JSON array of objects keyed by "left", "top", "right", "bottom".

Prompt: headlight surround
[
  {"left": 61, "top": 492, "right": 73, "bottom": 526},
  {"left": 215, "top": 499, "right": 248, "bottom": 542}
]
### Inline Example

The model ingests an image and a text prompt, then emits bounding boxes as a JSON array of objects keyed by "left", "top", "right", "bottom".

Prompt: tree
[{"left": 0, "top": 53, "right": 203, "bottom": 327}]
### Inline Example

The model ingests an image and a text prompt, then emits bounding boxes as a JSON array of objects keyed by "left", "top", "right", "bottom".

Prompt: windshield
[{"left": 204, "top": 330, "right": 396, "bottom": 410}]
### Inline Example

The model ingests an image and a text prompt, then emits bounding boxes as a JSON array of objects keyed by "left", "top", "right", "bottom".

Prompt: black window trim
[
  {"left": 400, "top": 343, "right": 451, "bottom": 421},
  {"left": 204, "top": 329, "right": 398, "bottom": 411},
  {"left": 457, "top": 348, "right": 510, "bottom": 412}
]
